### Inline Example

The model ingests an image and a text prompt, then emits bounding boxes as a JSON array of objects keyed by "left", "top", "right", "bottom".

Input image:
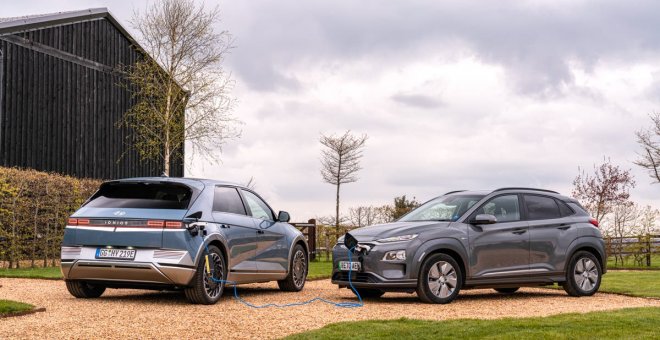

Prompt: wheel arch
[
  {"left": 566, "top": 237, "right": 607, "bottom": 274},
  {"left": 411, "top": 239, "right": 469, "bottom": 282},
  {"left": 287, "top": 235, "right": 309, "bottom": 274}
]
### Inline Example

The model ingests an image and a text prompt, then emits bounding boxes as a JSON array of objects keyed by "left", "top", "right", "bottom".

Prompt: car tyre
[
  {"left": 416, "top": 253, "right": 463, "bottom": 304},
  {"left": 563, "top": 250, "right": 602, "bottom": 297},
  {"left": 185, "top": 245, "right": 226, "bottom": 305},
  {"left": 278, "top": 244, "right": 308, "bottom": 292},
  {"left": 351, "top": 288, "right": 385, "bottom": 299},
  {"left": 494, "top": 287, "right": 519, "bottom": 294},
  {"left": 65, "top": 280, "right": 105, "bottom": 298}
]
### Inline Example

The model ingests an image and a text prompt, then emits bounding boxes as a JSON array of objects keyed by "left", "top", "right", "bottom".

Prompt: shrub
[{"left": 0, "top": 167, "right": 101, "bottom": 268}]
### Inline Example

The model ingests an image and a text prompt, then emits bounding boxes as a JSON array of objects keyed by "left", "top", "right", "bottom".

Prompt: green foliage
[
  {"left": 0, "top": 167, "right": 101, "bottom": 268},
  {"left": 0, "top": 300, "right": 34, "bottom": 316},
  {"left": 308, "top": 261, "right": 333, "bottom": 280},
  {"left": 286, "top": 308, "right": 660, "bottom": 340}
]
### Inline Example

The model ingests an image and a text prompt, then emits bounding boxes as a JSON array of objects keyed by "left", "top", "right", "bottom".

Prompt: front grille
[{"left": 332, "top": 272, "right": 377, "bottom": 283}]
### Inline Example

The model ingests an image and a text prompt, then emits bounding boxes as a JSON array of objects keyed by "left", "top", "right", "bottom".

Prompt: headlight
[
  {"left": 382, "top": 250, "right": 406, "bottom": 261},
  {"left": 377, "top": 234, "right": 418, "bottom": 243}
]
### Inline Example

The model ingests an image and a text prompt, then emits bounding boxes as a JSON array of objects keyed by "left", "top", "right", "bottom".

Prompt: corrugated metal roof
[{"left": 0, "top": 10, "right": 84, "bottom": 24}]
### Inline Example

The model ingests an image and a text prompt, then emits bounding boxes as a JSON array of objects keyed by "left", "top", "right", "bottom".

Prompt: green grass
[
  {"left": 599, "top": 270, "right": 660, "bottom": 298},
  {"left": 286, "top": 307, "right": 660, "bottom": 340},
  {"left": 0, "top": 266, "right": 62, "bottom": 279},
  {"left": 607, "top": 255, "right": 660, "bottom": 269},
  {"left": 308, "top": 261, "right": 333, "bottom": 280},
  {"left": 0, "top": 263, "right": 334, "bottom": 281},
  {"left": 0, "top": 300, "right": 34, "bottom": 316}
]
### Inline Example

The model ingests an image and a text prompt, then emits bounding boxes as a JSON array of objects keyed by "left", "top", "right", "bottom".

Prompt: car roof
[
  {"left": 445, "top": 188, "right": 577, "bottom": 203},
  {"left": 108, "top": 177, "right": 246, "bottom": 191}
]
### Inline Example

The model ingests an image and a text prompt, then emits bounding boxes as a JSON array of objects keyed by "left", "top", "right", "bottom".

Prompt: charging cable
[{"left": 203, "top": 244, "right": 363, "bottom": 308}]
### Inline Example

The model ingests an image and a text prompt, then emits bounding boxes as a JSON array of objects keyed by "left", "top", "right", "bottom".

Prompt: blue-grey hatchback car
[{"left": 61, "top": 177, "right": 309, "bottom": 304}]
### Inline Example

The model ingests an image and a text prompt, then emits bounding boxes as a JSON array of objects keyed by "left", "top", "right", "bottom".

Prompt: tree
[
  {"left": 320, "top": 130, "right": 368, "bottom": 232},
  {"left": 635, "top": 112, "right": 660, "bottom": 183},
  {"left": 572, "top": 158, "right": 636, "bottom": 223},
  {"left": 349, "top": 206, "right": 388, "bottom": 227},
  {"left": 386, "top": 195, "right": 420, "bottom": 221},
  {"left": 122, "top": 0, "right": 239, "bottom": 175},
  {"left": 610, "top": 201, "right": 638, "bottom": 266}
]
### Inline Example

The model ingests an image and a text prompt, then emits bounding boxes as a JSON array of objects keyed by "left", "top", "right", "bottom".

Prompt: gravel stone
[{"left": 0, "top": 278, "right": 657, "bottom": 339}]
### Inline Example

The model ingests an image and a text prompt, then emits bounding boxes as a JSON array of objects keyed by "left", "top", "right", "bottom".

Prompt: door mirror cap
[
  {"left": 471, "top": 214, "right": 497, "bottom": 224},
  {"left": 277, "top": 211, "right": 290, "bottom": 223}
]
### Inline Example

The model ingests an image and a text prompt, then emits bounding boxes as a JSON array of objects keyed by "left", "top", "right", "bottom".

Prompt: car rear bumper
[{"left": 61, "top": 246, "right": 196, "bottom": 287}]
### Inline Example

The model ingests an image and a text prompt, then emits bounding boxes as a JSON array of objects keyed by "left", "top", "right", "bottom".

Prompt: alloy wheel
[
  {"left": 203, "top": 253, "right": 224, "bottom": 298},
  {"left": 292, "top": 250, "right": 307, "bottom": 288},
  {"left": 573, "top": 257, "right": 599, "bottom": 292},
  {"left": 428, "top": 260, "right": 458, "bottom": 298}
]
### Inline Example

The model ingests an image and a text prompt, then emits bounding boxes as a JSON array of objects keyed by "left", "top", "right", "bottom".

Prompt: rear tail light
[
  {"left": 589, "top": 218, "right": 599, "bottom": 228},
  {"left": 68, "top": 218, "right": 78, "bottom": 225},
  {"left": 77, "top": 219, "right": 90, "bottom": 225},
  {"left": 165, "top": 221, "right": 183, "bottom": 228},
  {"left": 147, "top": 220, "right": 165, "bottom": 227}
]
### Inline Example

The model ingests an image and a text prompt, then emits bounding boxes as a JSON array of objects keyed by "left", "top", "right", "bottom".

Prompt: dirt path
[{"left": 0, "top": 278, "right": 657, "bottom": 339}]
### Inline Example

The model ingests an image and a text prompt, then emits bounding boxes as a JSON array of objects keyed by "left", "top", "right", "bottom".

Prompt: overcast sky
[{"left": 4, "top": 0, "right": 660, "bottom": 220}]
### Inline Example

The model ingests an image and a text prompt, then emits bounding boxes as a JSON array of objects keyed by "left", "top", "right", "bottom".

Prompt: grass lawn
[
  {"left": 0, "top": 300, "right": 34, "bottom": 317},
  {"left": 0, "top": 266, "right": 62, "bottom": 279},
  {"left": 607, "top": 255, "right": 660, "bottom": 270},
  {"left": 308, "top": 261, "right": 333, "bottom": 280},
  {"left": 599, "top": 270, "right": 660, "bottom": 298},
  {"left": 286, "top": 307, "right": 660, "bottom": 340},
  {"left": 0, "top": 263, "right": 334, "bottom": 281}
]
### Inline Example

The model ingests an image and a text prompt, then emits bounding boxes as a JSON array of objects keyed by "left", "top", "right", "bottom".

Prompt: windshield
[
  {"left": 85, "top": 182, "right": 193, "bottom": 210},
  {"left": 399, "top": 195, "right": 485, "bottom": 222}
]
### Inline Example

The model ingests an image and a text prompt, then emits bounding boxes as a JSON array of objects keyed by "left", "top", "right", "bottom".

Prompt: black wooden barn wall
[{"left": 0, "top": 17, "right": 184, "bottom": 179}]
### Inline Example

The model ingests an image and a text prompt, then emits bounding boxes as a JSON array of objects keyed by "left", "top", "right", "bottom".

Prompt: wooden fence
[
  {"left": 605, "top": 234, "right": 659, "bottom": 267},
  {"left": 291, "top": 219, "right": 317, "bottom": 260}
]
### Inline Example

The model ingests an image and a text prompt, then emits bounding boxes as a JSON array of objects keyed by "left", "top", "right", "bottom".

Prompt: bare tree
[
  {"left": 349, "top": 206, "right": 387, "bottom": 227},
  {"left": 572, "top": 158, "right": 636, "bottom": 223},
  {"left": 635, "top": 113, "right": 660, "bottom": 183},
  {"left": 320, "top": 131, "right": 368, "bottom": 232},
  {"left": 122, "top": 0, "right": 239, "bottom": 175},
  {"left": 610, "top": 202, "right": 639, "bottom": 266}
]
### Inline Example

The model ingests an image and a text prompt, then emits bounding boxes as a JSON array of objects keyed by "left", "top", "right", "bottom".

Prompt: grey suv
[{"left": 332, "top": 188, "right": 606, "bottom": 304}]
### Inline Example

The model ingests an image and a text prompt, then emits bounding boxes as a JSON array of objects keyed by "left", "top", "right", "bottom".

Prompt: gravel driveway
[{"left": 1, "top": 278, "right": 658, "bottom": 339}]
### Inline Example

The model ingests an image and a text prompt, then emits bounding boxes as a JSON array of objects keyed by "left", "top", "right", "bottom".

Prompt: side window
[
  {"left": 524, "top": 195, "right": 561, "bottom": 220},
  {"left": 213, "top": 187, "right": 247, "bottom": 215},
  {"left": 557, "top": 200, "right": 575, "bottom": 217},
  {"left": 476, "top": 195, "right": 520, "bottom": 222},
  {"left": 241, "top": 190, "right": 274, "bottom": 221}
]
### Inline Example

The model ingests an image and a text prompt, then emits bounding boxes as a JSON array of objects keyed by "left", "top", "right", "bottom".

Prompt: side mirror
[
  {"left": 471, "top": 214, "right": 497, "bottom": 224},
  {"left": 277, "top": 211, "right": 290, "bottom": 222}
]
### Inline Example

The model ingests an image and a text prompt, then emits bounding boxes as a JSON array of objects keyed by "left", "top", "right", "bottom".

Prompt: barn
[{"left": 0, "top": 8, "right": 184, "bottom": 179}]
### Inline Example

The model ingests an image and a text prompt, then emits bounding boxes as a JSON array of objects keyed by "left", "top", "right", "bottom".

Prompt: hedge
[{"left": 0, "top": 167, "right": 101, "bottom": 268}]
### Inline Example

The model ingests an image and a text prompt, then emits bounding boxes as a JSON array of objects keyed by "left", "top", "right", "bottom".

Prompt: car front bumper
[
  {"left": 331, "top": 242, "right": 417, "bottom": 291},
  {"left": 61, "top": 246, "right": 196, "bottom": 287}
]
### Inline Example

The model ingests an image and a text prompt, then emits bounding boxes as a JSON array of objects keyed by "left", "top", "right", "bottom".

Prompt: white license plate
[
  {"left": 96, "top": 248, "right": 136, "bottom": 260},
  {"left": 339, "top": 261, "right": 361, "bottom": 271}
]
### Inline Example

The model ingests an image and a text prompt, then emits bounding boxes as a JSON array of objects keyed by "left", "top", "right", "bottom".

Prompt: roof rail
[
  {"left": 443, "top": 190, "right": 466, "bottom": 195},
  {"left": 493, "top": 187, "right": 559, "bottom": 194}
]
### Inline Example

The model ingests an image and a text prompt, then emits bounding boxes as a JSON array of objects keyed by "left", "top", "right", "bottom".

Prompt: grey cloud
[
  {"left": 391, "top": 93, "right": 444, "bottom": 109},
  {"left": 224, "top": 0, "right": 660, "bottom": 96}
]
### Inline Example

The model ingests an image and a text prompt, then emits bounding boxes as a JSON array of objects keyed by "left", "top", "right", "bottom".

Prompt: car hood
[{"left": 347, "top": 221, "right": 451, "bottom": 242}]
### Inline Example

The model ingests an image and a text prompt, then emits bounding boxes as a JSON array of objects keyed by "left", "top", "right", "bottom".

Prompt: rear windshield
[{"left": 85, "top": 182, "right": 193, "bottom": 210}]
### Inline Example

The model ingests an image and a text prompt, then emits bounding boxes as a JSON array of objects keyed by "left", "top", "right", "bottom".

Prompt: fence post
[
  {"left": 647, "top": 234, "right": 652, "bottom": 267},
  {"left": 307, "top": 219, "right": 316, "bottom": 261}
]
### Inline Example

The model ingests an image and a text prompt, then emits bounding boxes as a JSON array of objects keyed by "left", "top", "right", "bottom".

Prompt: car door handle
[
  {"left": 512, "top": 228, "right": 527, "bottom": 235},
  {"left": 557, "top": 224, "right": 571, "bottom": 230},
  {"left": 220, "top": 224, "right": 230, "bottom": 229},
  {"left": 257, "top": 230, "right": 265, "bottom": 234}
]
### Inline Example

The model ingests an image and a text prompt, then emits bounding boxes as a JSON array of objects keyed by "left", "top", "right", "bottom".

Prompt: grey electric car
[
  {"left": 61, "top": 177, "right": 309, "bottom": 305},
  {"left": 332, "top": 188, "right": 606, "bottom": 304}
]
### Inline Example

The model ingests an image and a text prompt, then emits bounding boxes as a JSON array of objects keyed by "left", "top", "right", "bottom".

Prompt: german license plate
[
  {"left": 339, "top": 261, "right": 361, "bottom": 271},
  {"left": 96, "top": 248, "right": 136, "bottom": 260}
]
